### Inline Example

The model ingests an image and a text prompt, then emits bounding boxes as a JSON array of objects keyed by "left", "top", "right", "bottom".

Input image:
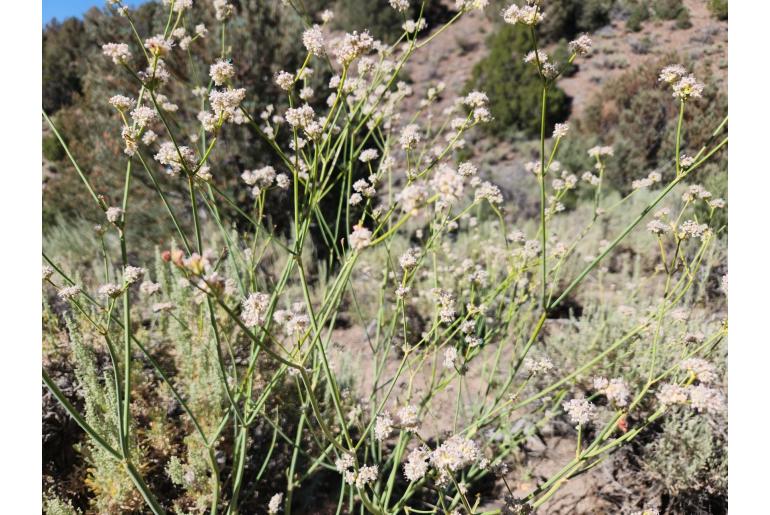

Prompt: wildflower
[
  {"left": 354, "top": 465, "right": 378, "bottom": 489},
  {"left": 658, "top": 64, "right": 687, "bottom": 83},
  {"left": 502, "top": 4, "right": 544, "bottom": 26},
  {"left": 349, "top": 225, "right": 372, "bottom": 251},
  {"left": 209, "top": 88, "right": 247, "bottom": 121},
  {"left": 672, "top": 74, "right": 704, "bottom": 101},
  {"left": 273, "top": 304, "right": 310, "bottom": 336},
  {"left": 562, "top": 398, "right": 596, "bottom": 425},
  {"left": 298, "top": 86, "right": 313, "bottom": 100},
  {"left": 102, "top": 42, "right": 131, "bottom": 64},
  {"left": 374, "top": 413, "right": 393, "bottom": 441},
  {"left": 152, "top": 302, "right": 175, "bottom": 313},
  {"left": 552, "top": 123, "right": 569, "bottom": 139},
  {"left": 274, "top": 71, "right": 294, "bottom": 90},
  {"left": 681, "top": 184, "right": 711, "bottom": 202},
  {"left": 335, "top": 453, "right": 354, "bottom": 474},
  {"left": 57, "top": 285, "right": 81, "bottom": 300},
  {"left": 195, "top": 24, "right": 208, "bottom": 37},
  {"left": 443, "top": 347, "right": 458, "bottom": 369},
  {"left": 475, "top": 181, "right": 503, "bottom": 205},
  {"left": 285, "top": 104, "right": 316, "bottom": 128},
  {"left": 303, "top": 25, "right": 326, "bottom": 56},
  {"left": 395, "top": 285, "right": 410, "bottom": 300},
  {"left": 144, "top": 35, "right": 173, "bottom": 56},
  {"left": 142, "top": 130, "right": 158, "bottom": 145},
  {"left": 523, "top": 50, "right": 548, "bottom": 64},
  {"left": 213, "top": 0, "right": 233, "bottom": 21},
  {"left": 99, "top": 283, "right": 122, "bottom": 299},
  {"left": 130, "top": 106, "right": 157, "bottom": 128},
  {"left": 267, "top": 493, "right": 283, "bottom": 514},
  {"left": 106, "top": 206, "right": 123, "bottom": 224},
  {"left": 523, "top": 356, "right": 553, "bottom": 375},
  {"left": 109, "top": 95, "right": 134, "bottom": 111},
  {"left": 139, "top": 281, "right": 161, "bottom": 296},
  {"left": 395, "top": 405, "right": 419, "bottom": 430},
  {"left": 456, "top": 0, "right": 489, "bottom": 11},
  {"left": 463, "top": 90, "right": 489, "bottom": 109},
  {"left": 688, "top": 385, "right": 725, "bottom": 414},
  {"left": 320, "top": 9, "right": 334, "bottom": 23},
  {"left": 588, "top": 145, "right": 613, "bottom": 158},
  {"left": 457, "top": 162, "right": 477, "bottom": 178},
  {"left": 581, "top": 171, "right": 600, "bottom": 185},
  {"left": 42, "top": 266, "right": 54, "bottom": 281},
  {"left": 568, "top": 34, "right": 592, "bottom": 56},
  {"left": 680, "top": 154, "right": 696, "bottom": 168},
  {"left": 359, "top": 148, "right": 380, "bottom": 163},
  {"left": 154, "top": 141, "right": 197, "bottom": 175},
  {"left": 400, "top": 124, "right": 421, "bottom": 150},
  {"left": 431, "top": 164, "right": 464, "bottom": 203},
  {"left": 594, "top": 377, "right": 630, "bottom": 407},
  {"left": 396, "top": 183, "right": 428, "bottom": 212},
  {"left": 334, "top": 31, "right": 374, "bottom": 65},
  {"left": 680, "top": 358, "right": 717, "bottom": 384},
  {"left": 656, "top": 383, "right": 689, "bottom": 406},
  {"left": 403, "top": 18, "right": 427, "bottom": 33},
  {"left": 209, "top": 59, "right": 235, "bottom": 86},
  {"left": 399, "top": 248, "right": 420, "bottom": 270},
  {"left": 678, "top": 220, "right": 709, "bottom": 240},
  {"left": 389, "top": 0, "right": 410, "bottom": 11},
  {"left": 646, "top": 220, "right": 670, "bottom": 235},
  {"left": 123, "top": 265, "right": 145, "bottom": 284},
  {"left": 430, "top": 435, "right": 480, "bottom": 473},
  {"left": 242, "top": 166, "right": 277, "bottom": 188},
  {"left": 404, "top": 446, "right": 430, "bottom": 481},
  {"left": 241, "top": 292, "right": 270, "bottom": 327}
]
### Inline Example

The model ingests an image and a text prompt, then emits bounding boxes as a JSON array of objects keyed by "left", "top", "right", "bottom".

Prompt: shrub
[
  {"left": 675, "top": 7, "right": 692, "bottom": 29},
  {"left": 708, "top": 0, "right": 728, "bottom": 20},
  {"left": 652, "top": 0, "right": 687, "bottom": 20},
  {"left": 466, "top": 24, "right": 572, "bottom": 138},
  {"left": 626, "top": 4, "right": 650, "bottom": 32},
  {"left": 43, "top": 133, "right": 66, "bottom": 162}
]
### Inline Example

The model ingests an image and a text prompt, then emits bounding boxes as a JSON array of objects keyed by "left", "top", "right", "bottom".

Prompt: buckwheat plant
[{"left": 43, "top": 0, "right": 727, "bottom": 513}]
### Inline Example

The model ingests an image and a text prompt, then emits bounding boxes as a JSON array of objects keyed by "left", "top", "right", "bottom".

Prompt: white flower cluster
[
  {"left": 209, "top": 59, "right": 235, "bottom": 86},
  {"left": 562, "top": 398, "right": 596, "bottom": 425},
  {"left": 568, "top": 35, "right": 593, "bottom": 56},
  {"left": 429, "top": 435, "right": 482, "bottom": 483},
  {"left": 503, "top": 3, "right": 544, "bottom": 26},
  {"left": 102, "top": 42, "right": 131, "bottom": 64},
  {"left": 241, "top": 292, "right": 270, "bottom": 328},
  {"left": 349, "top": 225, "right": 373, "bottom": 251},
  {"left": 303, "top": 25, "right": 325, "bottom": 56},
  {"left": 659, "top": 64, "right": 704, "bottom": 100},
  {"left": 154, "top": 141, "right": 198, "bottom": 175},
  {"left": 593, "top": 377, "right": 630, "bottom": 407},
  {"left": 336, "top": 455, "right": 379, "bottom": 489},
  {"left": 273, "top": 302, "right": 310, "bottom": 336},
  {"left": 333, "top": 31, "right": 374, "bottom": 66}
]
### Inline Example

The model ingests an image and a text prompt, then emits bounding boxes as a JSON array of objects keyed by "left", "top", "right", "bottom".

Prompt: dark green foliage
[
  {"left": 675, "top": 7, "right": 692, "bottom": 29},
  {"left": 42, "top": 18, "right": 87, "bottom": 113},
  {"left": 41, "top": 1, "right": 312, "bottom": 247},
  {"left": 652, "top": 0, "right": 686, "bottom": 20},
  {"left": 626, "top": 3, "right": 650, "bottom": 32},
  {"left": 485, "top": 0, "right": 614, "bottom": 42},
  {"left": 465, "top": 25, "right": 572, "bottom": 139},
  {"left": 43, "top": 133, "right": 66, "bottom": 162},
  {"left": 579, "top": 56, "right": 727, "bottom": 193},
  {"left": 708, "top": 0, "right": 728, "bottom": 20},
  {"left": 333, "top": 0, "right": 416, "bottom": 42}
]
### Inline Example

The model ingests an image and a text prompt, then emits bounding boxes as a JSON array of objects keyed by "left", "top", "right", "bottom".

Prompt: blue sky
[{"left": 43, "top": 0, "right": 147, "bottom": 25}]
